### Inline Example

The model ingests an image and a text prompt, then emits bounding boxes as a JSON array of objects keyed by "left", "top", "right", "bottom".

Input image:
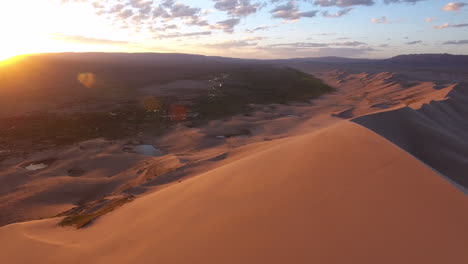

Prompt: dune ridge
[
  {"left": 0, "top": 121, "right": 467, "bottom": 264},
  {"left": 353, "top": 83, "right": 468, "bottom": 190}
]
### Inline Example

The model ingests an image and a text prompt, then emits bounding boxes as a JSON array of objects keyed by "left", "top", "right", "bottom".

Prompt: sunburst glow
[
  {"left": 0, "top": 0, "right": 467, "bottom": 60},
  {"left": 0, "top": 0, "right": 133, "bottom": 61}
]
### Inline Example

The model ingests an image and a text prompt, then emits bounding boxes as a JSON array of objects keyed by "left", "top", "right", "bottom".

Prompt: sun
[
  {"left": 0, "top": 1, "right": 81, "bottom": 62},
  {"left": 0, "top": 42, "right": 26, "bottom": 62},
  {"left": 0, "top": 0, "right": 135, "bottom": 62},
  {"left": 0, "top": 1, "right": 45, "bottom": 61}
]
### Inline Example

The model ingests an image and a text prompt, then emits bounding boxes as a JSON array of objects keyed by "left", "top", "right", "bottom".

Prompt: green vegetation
[
  {"left": 0, "top": 104, "right": 167, "bottom": 149},
  {"left": 194, "top": 66, "right": 334, "bottom": 119},
  {"left": 0, "top": 66, "right": 333, "bottom": 156}
]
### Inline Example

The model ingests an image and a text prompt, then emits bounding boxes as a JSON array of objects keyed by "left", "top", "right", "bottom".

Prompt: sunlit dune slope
[{"left": 1, "top": 121, "right": 467, "bottom": 264}]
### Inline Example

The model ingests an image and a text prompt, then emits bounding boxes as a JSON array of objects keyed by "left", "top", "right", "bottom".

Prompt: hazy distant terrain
[{"left": 0, "top": 53, "right": 332, "bottom": 162}]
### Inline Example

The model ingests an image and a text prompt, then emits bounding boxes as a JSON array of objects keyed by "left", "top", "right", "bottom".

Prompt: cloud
[
  {"left": 51, "top": 33, "right": 129, "bottom": 45},
  {"left": 213, "top": 0, "right": 261, "bottom": 17},
  {"left": 432, "top": 23, "right": 450, "bottom": 29},
  {"left": 156, "top": 31, "right": 212, "bottom": 39},
  {"left": 271, "top": 1, "right": 318, "bottom": 21},
  {"left": 129, "top": 0, "right": 152, "bottom": 9},
  {"left": 245, "top": 25, "right": 278, "bottom": 33},
  {"left": 425, "top": 17, "right": 435, "bottom": 23},
  {"left": 60, "top": 0, "right": 87, "bottom": 3},
  {"left": 384, "top": 0, "right": 427, "bottom": 4},
  {"left": 405, "top": 40, "right": 422, "bottom": 44},
  {"left": 269, "top": 42, "right": 329, "bottom": 48},
  {"left": 312, "top": 32, "right": 337, "bottom": 36},
  {"left": 322, "top": 8, "right": 353, "bottom": 17},
  {"left": 268, "top": 40, "right": 366, "bottom": 48},
  {"left": 207, "top": 39, "right": 258, "bottom": 48},
  {"left": 452, "top": 23, "right": 468, "bottom": 27},
  {"left": 442, "top": 2, "right": 467, "bottom": 11},
  {"left": 211, "top": 18, "right": 241, "bottom": 33},
  {"left": 74, "top": 0, "right": 210, "bottom": 33},
  {"left": 314, "top": 0, "right": 374, "bottom": 7},
  {"left": 333, "top": 41, "right": 366, "bottom": 46},
  {"left": 371, "top": 16, "right": 391, "bottom": 24},
  {"left": 151, "top": 24, "right": 179, "bottom": 32},
  {"left": 432, "top": 23, "right": 468, "bottom": 29},
  {"left": 443, "top": 39, "right": 468, "bottom": 45},
  {"left": 169, "top": 3, "right": 201, "bottom": 17},
  {"left": 119, "top": 9, "right": 134, "bottom": 19}
]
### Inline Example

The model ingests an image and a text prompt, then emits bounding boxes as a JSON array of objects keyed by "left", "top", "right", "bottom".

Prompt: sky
[{"left": 0, "top": 0, "right": 467, "bottom": 60}]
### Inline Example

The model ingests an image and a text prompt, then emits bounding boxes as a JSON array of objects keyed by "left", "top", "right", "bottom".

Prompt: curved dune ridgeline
[
  {"left": 353, "top": 83, "right": 468, "bottom": 191},
  {"left": 0, "top": 121, "right": 467, "bottom": 264}
]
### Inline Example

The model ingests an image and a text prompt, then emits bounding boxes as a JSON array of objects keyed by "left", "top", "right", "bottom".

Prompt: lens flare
[
  {"left": 142, "top": 96, "right": 163, "bottom": 112},
  {"left": 169, "top": 104, "right": 188, "bottom": 121},
  {"left": 77, "top": 73, "right": 96, "bottom": 88}
]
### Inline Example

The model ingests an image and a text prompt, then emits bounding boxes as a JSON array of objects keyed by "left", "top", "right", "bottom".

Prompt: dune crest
[
  {"left": 353, "top": 83, "right": 468, "bottom": 190},
  {"left": 1, "top": 121, "right": 467, "bottom": 264}
]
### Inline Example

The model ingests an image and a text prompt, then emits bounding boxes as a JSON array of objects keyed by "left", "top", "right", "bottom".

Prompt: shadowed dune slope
[
  {"left": 353, "top": 83, "right": 468, "bottom": 190},
  {"left": 1, "top": 121, "right": 467, "bottom": 264}
]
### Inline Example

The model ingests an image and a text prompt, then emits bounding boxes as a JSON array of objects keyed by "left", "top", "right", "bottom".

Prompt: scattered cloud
[
  {"left": 314, "top": 0, "right": 374, "bottom": 7},
  {"left": 405, "top": 40, "right": 422, "bottom": 44},
  {"left": 443, "top": 39, "right": 468, "bottom": 45},
  {"left": 268, "top": 40, "right": 366, "bottom": 48},
  {"left": 425, "top": 17, "right": 435, "bottom": 23},
  {"left": 384, "top": 0, "right": 427, "bottom": 4},
  {"left": 312, "top": 32, "right": 337, "bottom": 36},
  {"left": 371, "top": 16, "right": 391, "bottom": 24},
  {"left": 334, "top": 41, "right": 366, "bottom": 46},
  {"left": 432, "top": 23, "right": 450, "bottom": 29},
  {"left": 52, "top": 0, "right": 468, "bottom": 57},
  {"left": 207, "top": 39, "right": 258, "bottom": 48},
  {"left": 313, "top": 0, "right": 426, "bottom": 6},
  {"left": 322, "top": 8, "right": 353, "bottom": 17},
  {"left": 269, "top": 42, "right": 329, "bottom": 48},
  {"left": 433, "top": 23, "right": 468, "bottom": 29},
  {"left": 157, "top": 31, "right": 212, "bottom": 39},
  {"left": 442, "top": 2, "right": 467, "bottom": 11},
  {"left": 211, "top": 18, "right": 241, "bottom": 33},
  {"left": 245, "top": 25, "right": 278, "bottom": 33},
  {"left": 271, "top": 1, "right": 319, "bottom": 21},
  {"left": 213, "top": 0, "right": 262, "bottom": 17}
]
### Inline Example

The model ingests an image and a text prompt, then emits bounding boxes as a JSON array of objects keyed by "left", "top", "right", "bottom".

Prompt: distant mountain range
[
  {"left": 381, "top": 54, "right": 468, "bottom": 67},
  {"left": 284, "top": 53, "right": 468, "bottom": 68},
  {"left": 5, "top": 52, "right": 468, "bottom": 68}
]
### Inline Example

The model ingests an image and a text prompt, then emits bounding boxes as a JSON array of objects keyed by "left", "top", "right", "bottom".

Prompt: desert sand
[
  {"left": 1, "top": 121, "right": 467, "bottom": 264},
  {"left": 0, "top": 54, "right": 467, "bottom": 263}
]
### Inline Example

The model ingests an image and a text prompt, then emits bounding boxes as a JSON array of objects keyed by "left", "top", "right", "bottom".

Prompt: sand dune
[
  {"left": 1, "top": 121, "right": 467, "bottom": 264},
  {"left": 0, "top": 139, "right": 154, "bottom": 226},
  {"left": 353, "top": 83, "right": 468, "bottom": 190}
]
